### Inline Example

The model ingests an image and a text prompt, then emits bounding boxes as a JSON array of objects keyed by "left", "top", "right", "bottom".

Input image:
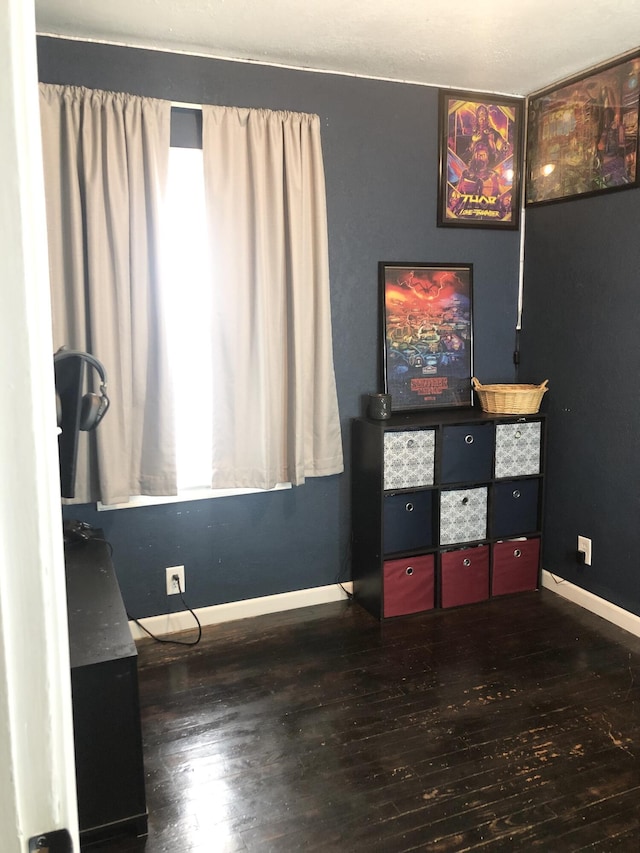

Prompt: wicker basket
[{"left": 472, "top": 377, "right": 549, "bottom": 415}]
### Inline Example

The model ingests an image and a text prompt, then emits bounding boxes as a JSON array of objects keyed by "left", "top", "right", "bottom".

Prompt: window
[
  {"left": 162, "top": 145, "right": 214, "bottom": 491},
  {"left": 99, "top": 143, "right": 290, "bottom": 510},
  {"left": 95, "top": 102, "right": 340, "bottom": 509}
]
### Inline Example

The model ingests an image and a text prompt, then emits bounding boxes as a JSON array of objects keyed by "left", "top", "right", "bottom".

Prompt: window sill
[{"left": 97, "top": 482, "right": 292, "bottom": 511}]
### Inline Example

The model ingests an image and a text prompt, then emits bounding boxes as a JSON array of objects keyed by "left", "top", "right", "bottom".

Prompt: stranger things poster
[
  {"left": 381, "top": 262, "right": 473, "bottom": 411},
  {"left": 438, "top": 90, "right": 523, "bottom": 229}
]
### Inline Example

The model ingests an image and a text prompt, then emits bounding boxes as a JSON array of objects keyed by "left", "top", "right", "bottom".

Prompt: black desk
[{"left": 65, "top": 536, "right": 148, "bottom": 843}]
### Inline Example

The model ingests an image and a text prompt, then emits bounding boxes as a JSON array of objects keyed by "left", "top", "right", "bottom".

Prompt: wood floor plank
[{"left": 81, "top": 591, "right": 640, "bottom": 852}]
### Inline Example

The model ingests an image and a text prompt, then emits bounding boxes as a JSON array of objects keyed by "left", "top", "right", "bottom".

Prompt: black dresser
[{"left": 65, "top": 535, "right": 148, "bottom": 843}]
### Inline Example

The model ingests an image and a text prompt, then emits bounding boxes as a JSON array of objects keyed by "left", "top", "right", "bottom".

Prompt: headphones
[{"left": 54, "top": 349, "right": 110, "bottom": 431}]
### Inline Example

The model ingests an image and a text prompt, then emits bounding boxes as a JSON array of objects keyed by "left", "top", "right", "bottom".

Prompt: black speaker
[
  {"left": 368, "top": 393, "right": 391, "bottom": 420},
  {"left": 54, "top": 349, "right": 110, "bottom": 431}
]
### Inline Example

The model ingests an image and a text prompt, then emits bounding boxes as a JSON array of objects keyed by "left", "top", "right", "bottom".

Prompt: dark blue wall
[
  {"left": 38, "top": 38, "right": 522, "bottom": 618},
  {"left": 520, "top": 189, "right": 640, "bottom": 617}
]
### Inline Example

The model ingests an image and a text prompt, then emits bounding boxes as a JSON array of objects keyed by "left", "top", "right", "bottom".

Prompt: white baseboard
[
  {"left": 128, "top": 581, "right": 353, "bottom": 640},
  {"left": 542, "top": 570, "right": 640, "bottom": 639},
  {"left": 131, "top": 573, "right": 640, "bottom": 643}
]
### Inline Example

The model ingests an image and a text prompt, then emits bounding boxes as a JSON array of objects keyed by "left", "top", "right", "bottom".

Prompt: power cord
[
  {"left": 336, "top": 534, "right": 353, "bottom": 601},
  {"left": 338, "top": 582, "right": 353, "bottom": 600},
  {"left": 63, "top": 525, "right": 114, "bottom": 556},
  {"left": 128, "top": 577, "right": 203, "bottom": 647},
  {"left": 67, "top": 531, "right": 202, "bottom": 646}
]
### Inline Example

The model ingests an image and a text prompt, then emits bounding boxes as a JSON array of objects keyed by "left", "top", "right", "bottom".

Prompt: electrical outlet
[
  {"left": 165, "top": 565, "right": 185, "bottom": 595},
  {"left": 577, "top": 535, "right": 592, "bottom": 567}
]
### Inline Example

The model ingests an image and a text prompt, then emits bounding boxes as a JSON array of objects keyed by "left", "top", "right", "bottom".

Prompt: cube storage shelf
[{"left": 351, "top": 408, "right": 546, "bottom": 619}]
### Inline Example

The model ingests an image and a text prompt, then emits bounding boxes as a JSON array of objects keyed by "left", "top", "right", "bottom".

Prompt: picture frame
[
  {"left": 526, "top": 52, "right": 640, "bottom": 206},
  {"left": 380, "top": 262, "right": 473, "bottom": 412},
  {"left": 437, "top": 90, "right": 523, "bottom": 229}
]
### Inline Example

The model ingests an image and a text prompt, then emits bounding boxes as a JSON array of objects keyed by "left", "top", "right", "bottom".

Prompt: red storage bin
[
  {"left": 440, "top": 545, "right": 490, "bottom": 608},
  {"left": 383, "top": 554, "right": 435, "bottom": 617},
  {"left": 492, "top": 537, "right": 540, "bottom": 595}
]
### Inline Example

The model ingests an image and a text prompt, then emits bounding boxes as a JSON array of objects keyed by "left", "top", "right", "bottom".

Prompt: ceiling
[{"left": 35, "top": 0, "right": 640, "bottom": 97}]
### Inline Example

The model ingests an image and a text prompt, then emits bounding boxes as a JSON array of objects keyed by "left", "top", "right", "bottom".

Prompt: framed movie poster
[
  {"left": 438, "top": 90, "right": 523, "bottom": 229},
  {"left": 380, "top": 262, "right": 473, "bottom": 412},
  {"left": 526, "top": 51, "right": 640, "bottom": 205}
]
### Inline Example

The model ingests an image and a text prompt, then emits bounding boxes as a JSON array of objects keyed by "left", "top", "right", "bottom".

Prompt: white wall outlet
[
  {"left": 577, "top": 535, "right": 592, "bottom": 567},
  {"left": 165, "top": 565, "right": 185, "bottom": 595}
]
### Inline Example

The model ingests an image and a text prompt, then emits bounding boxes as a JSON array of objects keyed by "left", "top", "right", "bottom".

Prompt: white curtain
[
  {"left": 39, "top": 84, "right": 177, "bottom": 505},
  {"left": 201, "top": 106, "right": 343, "bottom": 489}
]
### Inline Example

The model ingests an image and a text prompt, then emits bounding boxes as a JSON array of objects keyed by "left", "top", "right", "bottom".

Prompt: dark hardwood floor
[{"left": 83, "top": 589, "right": 640, "bottom": 852}]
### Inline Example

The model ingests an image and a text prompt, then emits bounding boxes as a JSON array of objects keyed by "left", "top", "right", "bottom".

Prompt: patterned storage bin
[
  {"left": 384, "top": 429, "right": 435, "bottom": 490},
  {"left": 439, "top": 486, "right": 488, "bottom": 545},
  {"left": 494, "top": 421, "right": 541, "bottom": 478}
]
